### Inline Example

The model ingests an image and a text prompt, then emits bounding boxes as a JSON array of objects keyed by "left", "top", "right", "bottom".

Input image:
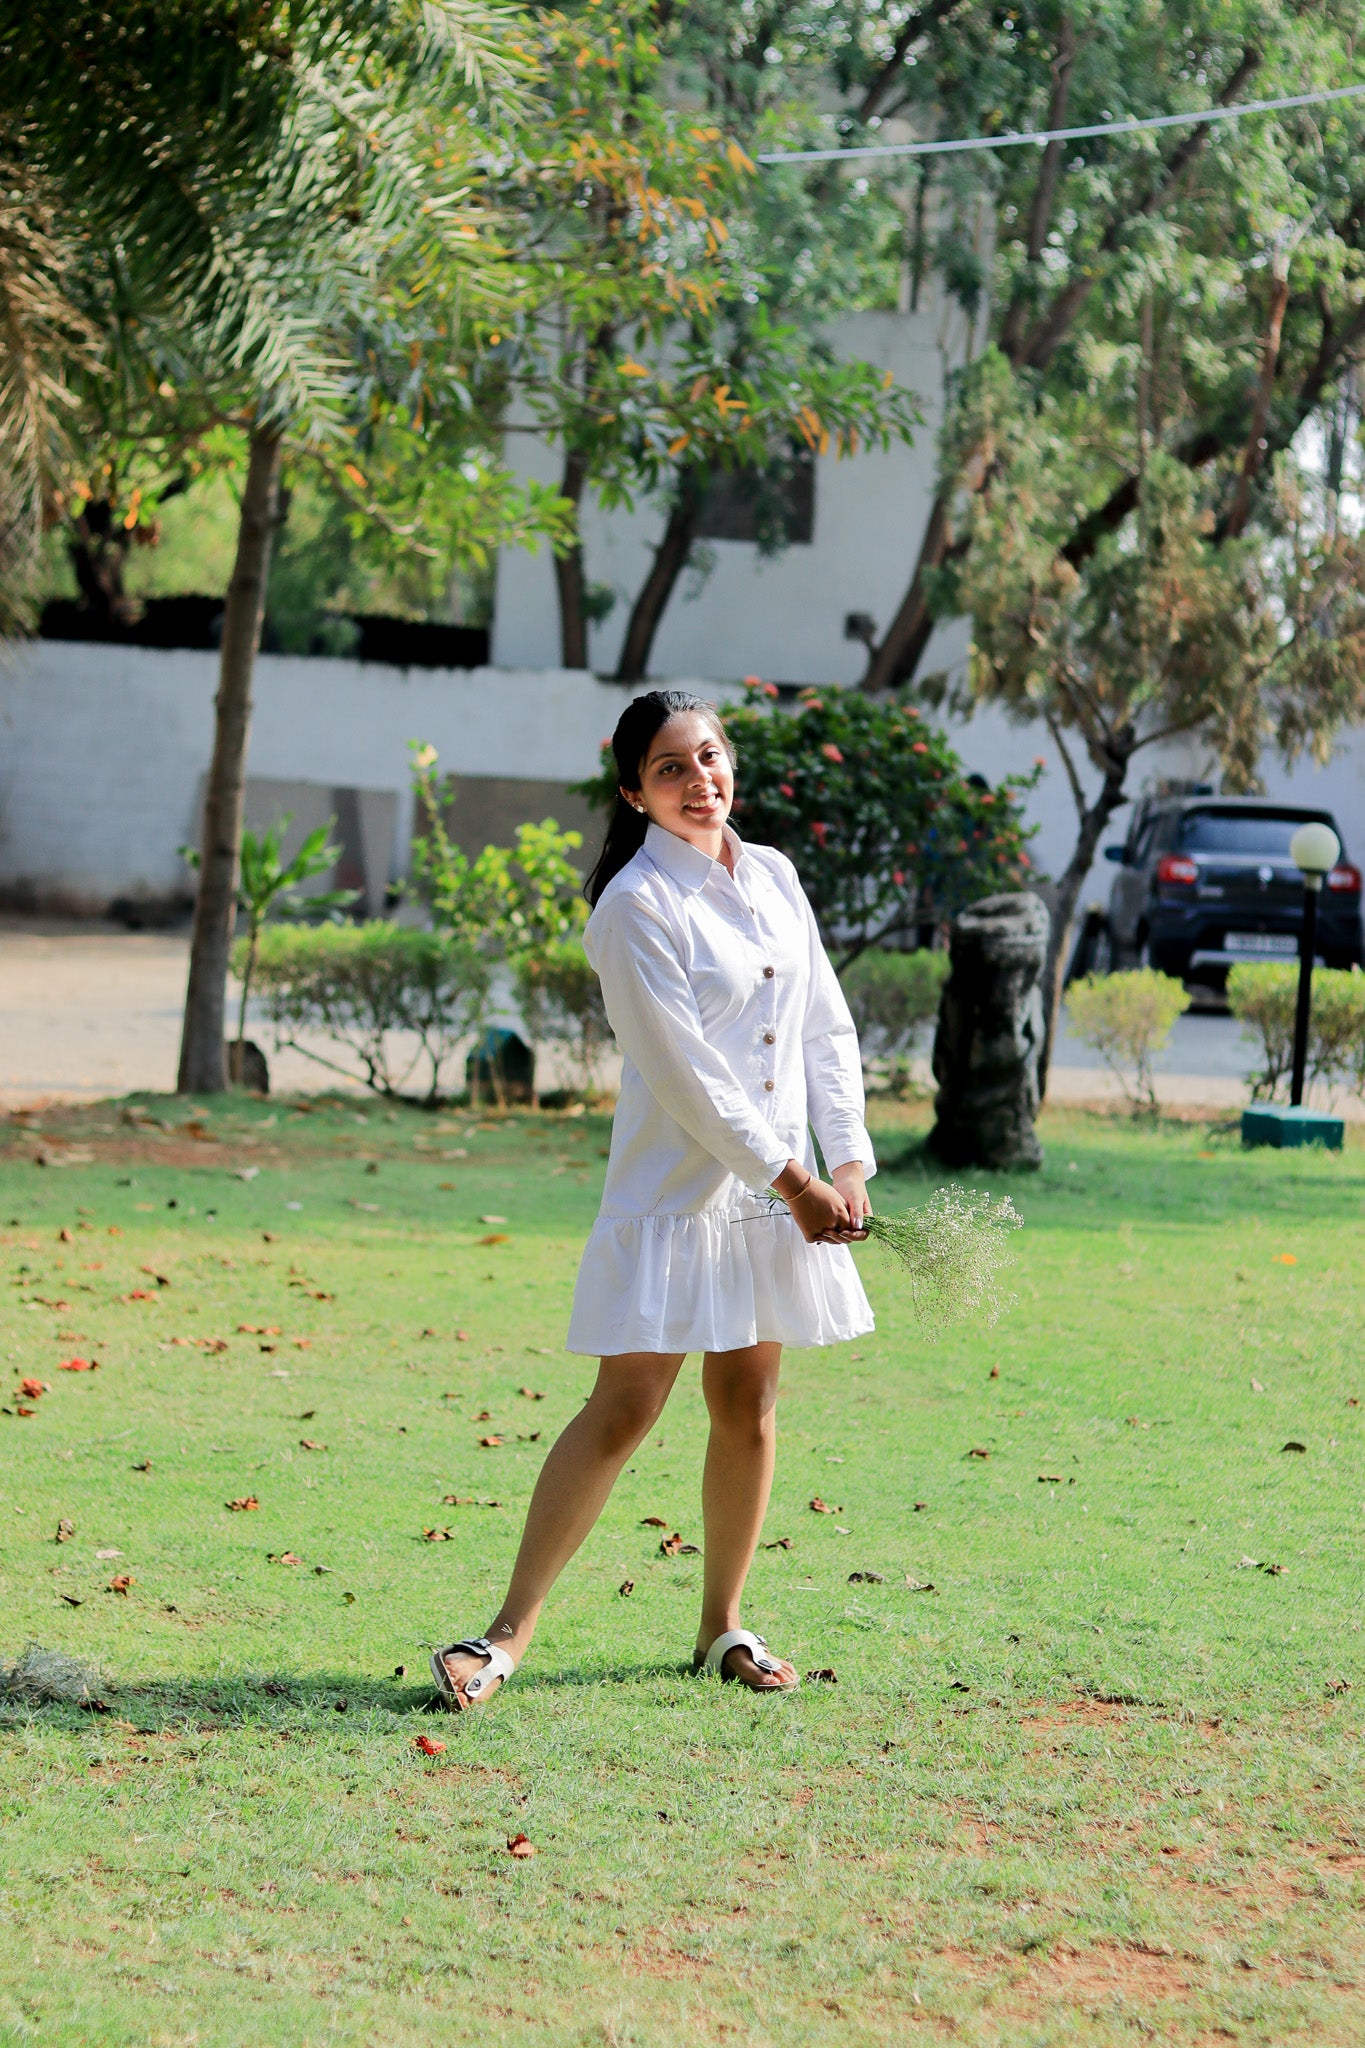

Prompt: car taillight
[
  {"left": 1327, "top": 863, "right": 1362, "bottom": 893},
  {"left": 1157, "top": 854, "right": 1198, "bottom": 885}
]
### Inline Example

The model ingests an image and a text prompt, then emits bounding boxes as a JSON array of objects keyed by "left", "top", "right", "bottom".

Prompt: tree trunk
[
  {"left": 614, "top": 469, "right": 704, "bottom": 683},
  {"left": 1037, "top": 760, "right": 1131, "bottom": 1095},
  {"left": 177, "top": 422, "right": 283, "bottom": 1095},
  {"left": 554, "top": 448, "right": 589, "bottom": 668},
  {"left": 1224, "top": 259, "right": 1292, "bottom": 538},
  {"left": 861, "top": 485, "right": 952, "bottom": 691}
]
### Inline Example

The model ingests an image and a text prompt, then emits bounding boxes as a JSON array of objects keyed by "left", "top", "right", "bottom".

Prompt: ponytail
[{"left": 584, "top": 689, "right": 734, "bottom": 907}]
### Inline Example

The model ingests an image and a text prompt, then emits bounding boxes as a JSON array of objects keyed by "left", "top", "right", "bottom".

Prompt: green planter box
[{"left": 1241, "top": 1104, "right": 1344, "bottom": 1151}]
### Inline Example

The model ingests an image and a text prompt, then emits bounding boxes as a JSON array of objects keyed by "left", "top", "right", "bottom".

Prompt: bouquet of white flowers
[{"left": 857, "top": 1185, "right": 1022, "bottom": 1333}]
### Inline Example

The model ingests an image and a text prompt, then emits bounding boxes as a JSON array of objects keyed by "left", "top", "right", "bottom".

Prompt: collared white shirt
[{"left": 566, "top": 821, "right": 875, "bottom": 1356}]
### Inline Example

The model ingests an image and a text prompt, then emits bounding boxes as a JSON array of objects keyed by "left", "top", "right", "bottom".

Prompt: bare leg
[
  {"left": 438, "top": 1350, "right": 684, "bottom": 1703},
  {"left": 695, "top": 1341, "right": 796, "bottom": 1690}
]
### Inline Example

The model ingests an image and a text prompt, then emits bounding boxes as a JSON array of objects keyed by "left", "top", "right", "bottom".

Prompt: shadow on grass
[
  {"left": 874, "top": 1122, "right": 1365, "bottom": 1230},
  {"left": 0, "top": 1659, "right": 698, "bottom": 1732}
]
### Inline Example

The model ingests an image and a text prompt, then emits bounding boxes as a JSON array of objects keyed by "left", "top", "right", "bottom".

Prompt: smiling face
[{"left": 629, "top": 710, "right": 735, "bottom": 852}]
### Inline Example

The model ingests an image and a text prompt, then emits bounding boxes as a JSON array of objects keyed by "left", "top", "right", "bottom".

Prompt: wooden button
[
  {"left": 763, "top": 1032, "right": 776, "bottom": 1045},
  {"left": 763, "top": 1079, "right": 775, "bottom": 1092},
  {"left": 762, "top": 965, "right": 775, "bottom": 979}
]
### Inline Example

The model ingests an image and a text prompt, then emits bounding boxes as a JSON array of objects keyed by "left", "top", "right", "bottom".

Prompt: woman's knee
[
  {"left": 703, "top": 1365, "right": 779, "bottom": 1434},
  {"left": 588, "top": 1375, "right": 671, "bottom": 1453}
]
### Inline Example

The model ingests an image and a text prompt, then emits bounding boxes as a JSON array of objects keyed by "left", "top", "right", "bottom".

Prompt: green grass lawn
[{"left": 1, "top": 1091, "right": 1363, "bottom": 2047}]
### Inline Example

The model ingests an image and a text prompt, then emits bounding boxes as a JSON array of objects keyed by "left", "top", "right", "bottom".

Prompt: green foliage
[
  {"left": 239, "top": 922, "right": 491, "bottom": 1103},
  {"left": 1227, "top": 962, "right": 1365, "bottom": 1103},
  {"left": 1066, "top": 969, "right": 1192, "bottom": 1114},
  {"left": 839, "top": 948, "right": 948, "bottom": 1093},
  {"left": 514, "top": 937, "right": 613, "bottom": 1099},
  {"left": 580, "top": 687, "right": 1037, "bottom": 965},
  {"left": 407, "top": 743, "right": 588, "bottom": 958},
  {"left": 862, "top": 1185, "right": 1022, "bottom": 1335}
]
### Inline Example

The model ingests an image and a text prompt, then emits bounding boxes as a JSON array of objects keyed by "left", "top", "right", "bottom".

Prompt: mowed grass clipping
[{"left": 1, "top": 1091, "right": 1363, "bottom": 2048}]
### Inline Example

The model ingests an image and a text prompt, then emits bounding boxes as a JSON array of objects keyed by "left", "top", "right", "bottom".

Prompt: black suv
[{"left": 1101, "top": 796, "right": 1363, "bottom": 987}]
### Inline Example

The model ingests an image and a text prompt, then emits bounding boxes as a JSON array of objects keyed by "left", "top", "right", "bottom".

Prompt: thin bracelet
[{"left": 783, "top": 1171, "right": 815, "bottom": 1202}]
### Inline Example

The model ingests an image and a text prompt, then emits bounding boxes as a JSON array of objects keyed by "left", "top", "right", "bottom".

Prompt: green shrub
[
  {"left": 1227, "top": 962, "right": 1365, "bottom": 1101},
  {"left": 839, "top": 949, "right": 948, "bottom": 1093},
  {"left": 514, "top": 938, "right": 613, "bottom": 1100},
  {"left": 1065, "top": 968, "right": 1191, "bottom": 1114},
  {"left": 237, "top": 923, "right": 490, "bottom": 1104}
]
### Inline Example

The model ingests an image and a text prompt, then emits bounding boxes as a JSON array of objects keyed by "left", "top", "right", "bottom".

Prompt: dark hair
[{"left": 584, "top": 689, "right": 734, "bottom": 906}]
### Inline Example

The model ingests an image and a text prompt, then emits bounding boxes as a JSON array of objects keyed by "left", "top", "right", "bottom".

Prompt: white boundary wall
[{"left": 2, "top": 636, "right": 1364, "bottom": 917}]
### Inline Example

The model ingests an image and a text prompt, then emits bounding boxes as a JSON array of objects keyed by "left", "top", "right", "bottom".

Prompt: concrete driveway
[{"left": 0, "top": 915, "right": 1340, "bottom": 1116}]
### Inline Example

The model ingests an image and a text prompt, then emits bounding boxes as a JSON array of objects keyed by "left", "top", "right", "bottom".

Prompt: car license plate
[{"left": 1226, "top": 932, "right": 1297, "bottom": 957}]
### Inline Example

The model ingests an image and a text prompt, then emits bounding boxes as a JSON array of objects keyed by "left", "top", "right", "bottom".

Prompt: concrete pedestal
[{"left": 1241, "top": 1104, "right": 1344, "bottom": 1150}]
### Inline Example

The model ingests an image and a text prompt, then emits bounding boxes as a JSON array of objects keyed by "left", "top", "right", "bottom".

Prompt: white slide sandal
[
  {"left": 695, "top": 1627, "right": 800, "bottom": 1691},
  {"left": 430, "top": 1636, "right": 516, "bottom": 1712}
]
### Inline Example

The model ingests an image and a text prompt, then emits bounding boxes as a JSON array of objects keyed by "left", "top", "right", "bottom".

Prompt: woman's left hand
[{"left": 825, "top": 1162, "right": 872, "bottom": 1243}]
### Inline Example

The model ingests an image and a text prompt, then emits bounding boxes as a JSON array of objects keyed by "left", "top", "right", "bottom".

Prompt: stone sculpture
[{"left": 927, "top": 893, "right": 1049, "bottom": 1171}]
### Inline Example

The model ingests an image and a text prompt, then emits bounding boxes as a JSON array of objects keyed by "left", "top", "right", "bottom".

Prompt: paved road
[{"left": 0, "top": 916, "right": 1304, "bottom": 1114}]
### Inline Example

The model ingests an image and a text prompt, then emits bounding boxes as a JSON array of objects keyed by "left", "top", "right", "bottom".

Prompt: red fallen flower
[
  {"left": 58, "top": 1357, "right": 98, "bottom": 1372},
  {"left": 19, "top": 1377, "right": 47, "bottom": 1399},
  {"left": 123, "top": 1289, "right": 156, "bottom": 1302},
  {"left": 226, "top": 1495, "right": 260, "bottom": 1511},
  {"left": 108, "top": 1574, "right": 135, "bottom": 1595},
  {"left": 414, "top": 1733, "right": 446, "bottom": 1756},
  {"left": 821, "top": 743, "right": 844, "bottom": 763}
]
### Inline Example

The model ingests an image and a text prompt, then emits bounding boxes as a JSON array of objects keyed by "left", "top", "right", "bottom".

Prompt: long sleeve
[
  {"left": 796, "top": 884, "right": 876, "bottom": 1178},
  {"left": 587, "top": 897, "right": 793, "bottom": 1194}
]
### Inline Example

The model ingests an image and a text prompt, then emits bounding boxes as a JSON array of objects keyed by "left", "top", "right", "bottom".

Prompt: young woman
[{"left": 432, "top": 689, "right": 874, "bottom": 1707}]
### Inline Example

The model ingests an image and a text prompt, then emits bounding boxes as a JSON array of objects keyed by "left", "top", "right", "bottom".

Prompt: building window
[{"left": 694, "top": 448, "right": 815, "bottom": 546}]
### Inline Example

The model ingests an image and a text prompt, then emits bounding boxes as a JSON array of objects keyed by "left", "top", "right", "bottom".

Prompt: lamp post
[{"left": 1287, "top": 821, "right": 1341, "bottom": 1107}]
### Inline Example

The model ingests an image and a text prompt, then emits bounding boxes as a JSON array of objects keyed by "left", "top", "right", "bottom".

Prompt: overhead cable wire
[{"left": 755, "top": 78, "right": 1365, "bottom": 167}]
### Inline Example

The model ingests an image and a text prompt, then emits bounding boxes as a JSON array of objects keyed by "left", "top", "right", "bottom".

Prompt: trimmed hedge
[
  {"left": 1227, "top": 962, "right": 1365, "bottom": 1101},
  {"left": 237, "top": 922, "right": 490, "bottom": 1103},
  {"left": 839, "top": 949, "right": 948, "bottom": 1091}
]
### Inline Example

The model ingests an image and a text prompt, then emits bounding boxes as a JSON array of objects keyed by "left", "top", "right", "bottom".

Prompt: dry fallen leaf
[
  {"left": 226, "top": 1496, "right": 260, "bottom": 1512},
  {"left": 1282, "top": 1440, "right": 1307, "bottom": 1454},
  {"left": 905, "top": 1577, "right": 937, "bottom": 1593},
  {"left": 298, "top": 1439, "right": 326, "bottom": 1452},
  {"left": 913, "top": 1501, "right": 928, "bottom": 1512},
  {"left": 19, "top": 1377, "right": 47, "bottom": 1399},
  {"left": 54, "top": 1517, "right": 75, "bottom": 1543},
  {"left": 476, "top": 1233, "right": 511, "bottom": 1247},
  {"left": 966, "top": 1447, "right": 991, "bottom": 1460},
  {"left": 805, "top": 1667, "right": 838, "bottom": 1684},
  {"left": 1251, "top": 1378, "right": 1265, "bottom": 1392},
  {"left": 989, "top": 1365, "right": 999, "bottom": 1379},
  {"left": 618, "top": 1579, "right": 635, "bottom": 1597},
  {"left": 422, "top": 1527, "right": 453, "bottom": 1542},
  {"left": 763, "top": 1535, "right": 793, "bottom": 1551},
  {"left": 455, "top": 1329, "right": 470, "bottom": 1341},
  {"left": 479, "top": 1214, "right": 508, "bottom": 1225},
  {"left": 1272, "top": 1252, "right": 1298, "bottom": 1265},
  {"left": 414, "top": 1734, "right": 446, "bottom": 1756},
  {"left": 519, "top": 1387, "right": 545, "bottom": 1400},
  {"left": 848, "top": 1570, "right": 885, "bottom": 1584},
  {"left": 809, "top": 1497, "right": 837, "bottom": 1515},
  {"left": 270, "top": 1552, "right": 303, "bottom": 1567},
  {"left": 506, "top": 1834, "right": 536, "bottom": 1859},
  {"left": 442, "top": 1494, "right": 473, "bottom": 1507},
  {"left": 108, "top": 1574, "right": 134, "bottom": 1595},
  {"left": 473, "top": 1410, "right": 492, "bottom": 1422},
  {"left": 1038, "top": 1473, "right": 1062, "bottom": 1484},
  {"left": 1263, "top": 1562, "right": 1287, "bottom": 1575},
  {"left": 95, "top": 1548, "right": 121, "bottom": 1560},
  {"left": 60, "top": 1593, "right": 83, "bottom": 1608},
  {"left": 658, "top": 1532, "right": 685, "bottom": 1556},
  {"left": 478, "top": 1435, "right": 504, "bottom": 1448},
  {"left": 132, "top": 1459, "right": 151, "bottom": 1472},
  {"left": 1238, "top": 1554, "right": 1261, "bottom": 1569},
  {"left": 640, "top": 1515, "right": 668, "bottom": 1528}
]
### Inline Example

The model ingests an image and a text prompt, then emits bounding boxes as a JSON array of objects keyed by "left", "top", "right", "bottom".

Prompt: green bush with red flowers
[{"left": 578, "top": 683, "right": 1039, "bottom": 967}]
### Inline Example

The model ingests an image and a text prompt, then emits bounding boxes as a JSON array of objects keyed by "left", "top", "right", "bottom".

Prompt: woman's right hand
[{"left": 774, "top": 1162, "right": 854, "bottom": 1244}]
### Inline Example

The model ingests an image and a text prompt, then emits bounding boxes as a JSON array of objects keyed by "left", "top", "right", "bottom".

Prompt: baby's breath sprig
[{"left": 859, "top": 1186, "right": 1022, "bottom": 1334}]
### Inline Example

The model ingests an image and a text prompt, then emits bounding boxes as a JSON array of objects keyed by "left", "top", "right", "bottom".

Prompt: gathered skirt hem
[{"left": 566, "top": 1205, "right": 874, "bottom": 1356}]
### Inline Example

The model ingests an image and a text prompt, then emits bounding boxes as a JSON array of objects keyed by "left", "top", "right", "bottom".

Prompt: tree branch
[
  {"left": 998, "top": 14, "right": 1077, "bottom": 359},
  {"left": 856, "top": 0, "right": 958, "bottom": 124}
]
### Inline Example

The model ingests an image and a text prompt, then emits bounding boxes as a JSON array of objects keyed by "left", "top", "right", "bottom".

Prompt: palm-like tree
[{"left": 0, "top": 0, "right": 530, "bottom": 1089}]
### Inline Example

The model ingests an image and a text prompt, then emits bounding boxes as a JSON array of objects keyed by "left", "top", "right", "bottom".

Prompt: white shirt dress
[{"left": 566, "top": 821, "right": 876, "bottom": 1356}]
